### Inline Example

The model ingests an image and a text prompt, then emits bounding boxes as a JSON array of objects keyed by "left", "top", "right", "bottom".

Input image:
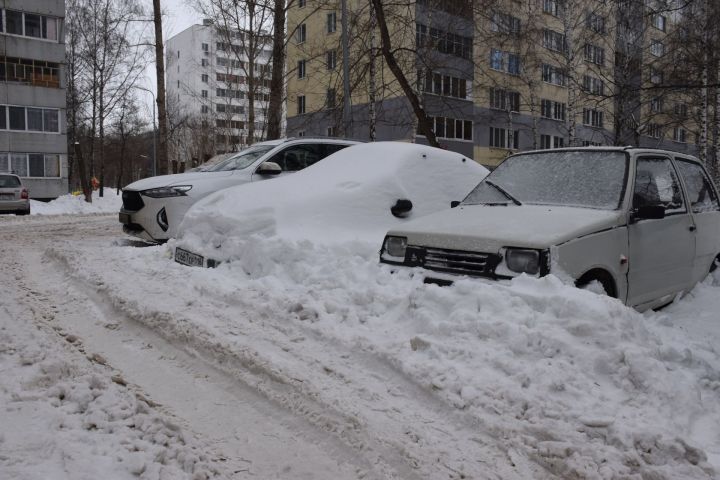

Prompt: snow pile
[
  {"left": 0, "top": 300, "right": 226, "bottom": 479},
  {"left": 58, "top": 230, "right": 720, "bottom": 479},
  {"left": 176, "top": 142, "right": 487, "bottom": 260},
  {"left": 31, "top": 189, "right": 121, "bottom": 215}
]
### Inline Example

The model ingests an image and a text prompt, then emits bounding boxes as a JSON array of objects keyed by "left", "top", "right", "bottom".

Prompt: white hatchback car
[
  {"left": 380, "top": 148, "right": 720, "bottom": 311},
  {"left": 0, "top": 174, "right": 30, "bottom": 215},
  {"left": 120, "top": 138, "right": 357, "bottom": 242}
]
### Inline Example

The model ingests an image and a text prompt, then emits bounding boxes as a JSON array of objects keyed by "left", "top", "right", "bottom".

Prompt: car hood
[
  {"left": 387, "top": 204, "right": 625, "bottom": 252},
  {"left": 124, "top": 170, "right": 236, "bottom": 191}
]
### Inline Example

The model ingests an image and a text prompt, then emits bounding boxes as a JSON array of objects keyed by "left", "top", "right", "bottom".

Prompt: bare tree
[{"left": 153, "top": 0, "right": 170, "bottom": 174}]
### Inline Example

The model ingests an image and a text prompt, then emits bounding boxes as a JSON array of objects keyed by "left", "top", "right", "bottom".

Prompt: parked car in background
[
  {"left": 0, "top": 174, "right": 30, "bottom": 215},
  {"left": 172, "top": 142, "right": 489, "bottom": 267},
  {"left": 119, "top": 138, "right": 358, "bottom": 242},
  {"left": 380, "top": 148, "right": 720, "bottom": 311}
]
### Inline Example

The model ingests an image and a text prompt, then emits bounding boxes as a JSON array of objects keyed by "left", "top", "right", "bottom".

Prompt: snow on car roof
[{"left": 175, "top": 142, "right": 488, "bottom": 259}]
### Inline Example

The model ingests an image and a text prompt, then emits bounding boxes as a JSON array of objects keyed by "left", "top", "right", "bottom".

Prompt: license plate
[
  {"left": 119, "top": 212, "right": 131, "bottom": 224},
  {"left": 0, "top": 193, "right": 14, "bottom": 200},
  {"left": 175, "top": 247, "right": 204, "bottom": 267}
]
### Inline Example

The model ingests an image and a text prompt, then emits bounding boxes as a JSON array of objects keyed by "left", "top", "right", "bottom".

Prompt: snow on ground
[
  {"left": 49, "top": 228, "right": 719, "bottom": 479},
  {"left": 30, "top": 189, "right": 121, "bottom": 216}
]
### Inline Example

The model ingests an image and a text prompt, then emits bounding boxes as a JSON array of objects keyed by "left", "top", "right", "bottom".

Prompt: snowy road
[{"left": 1, "top": 213, "right": 719, "bottom": 479}]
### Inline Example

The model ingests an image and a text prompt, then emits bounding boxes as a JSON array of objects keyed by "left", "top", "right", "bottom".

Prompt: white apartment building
[{"left": 166, "top": 19, "right": 273, "bottom": 165}]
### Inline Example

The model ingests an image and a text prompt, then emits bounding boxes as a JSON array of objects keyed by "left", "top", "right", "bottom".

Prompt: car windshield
[
  {"left": 206, "top": 145, "right": 276, "bottom": 172},
  {"left": 0, "top": 175, "right": 21, "bottom": 188},
  {"left": 463, "top": 150, "right": 628, "bottom": 209}
]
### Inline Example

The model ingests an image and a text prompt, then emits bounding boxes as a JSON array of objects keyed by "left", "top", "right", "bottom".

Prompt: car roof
[
  {"left": 515, "top": 146, "right": 702, "bottom": 164},
  {"left": 0, "top": 173, "right": 21, "bottom": 179},
  {"left": 253, "top": 137, "right": 361, "bottom": 148}
]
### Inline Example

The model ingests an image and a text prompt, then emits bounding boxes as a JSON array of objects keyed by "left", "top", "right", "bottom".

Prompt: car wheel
[
  {"left": 575, "top": 270, "right": 617, "bottom": 298},
  {"left": 17, "top": 208, "right": 30, "bottom": 216}
]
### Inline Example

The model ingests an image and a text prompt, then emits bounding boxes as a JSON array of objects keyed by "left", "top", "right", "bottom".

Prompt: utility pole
[{"left": 341, "top": 0, "right": 351, "bottom": 136}]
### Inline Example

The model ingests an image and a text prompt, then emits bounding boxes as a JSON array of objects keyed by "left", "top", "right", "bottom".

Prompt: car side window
[
  {"left": 323, "top": 143, "right": 350, "bottom": 158},
  {"left": 633, "top": 157, "right": 686, "bottom": 214},
  {"left": 675, "top": 159, "right": 720, "bottom": 213},
  {"left": 267, "top": 144, "right": 324, "bottom": 171}
]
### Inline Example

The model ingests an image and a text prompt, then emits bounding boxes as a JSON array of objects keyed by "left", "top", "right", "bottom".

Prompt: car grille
[
  {"left": 406, "top": 246, "right": 501, "bottom": 277},
  {"left": 122, "top": 191, "right": 144, "bottom": 211}
]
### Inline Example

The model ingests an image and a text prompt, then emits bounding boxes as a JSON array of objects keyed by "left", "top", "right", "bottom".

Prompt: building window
[
  {"left": 201, "top": 58, "right": 208, "bottom": 67},
  {"left": 582, "top": 108, "right": 604, "bottom": 128},
  {"left": 326, "top": 88, "right": 336, "bottom": 108},
  {"left": 584, "top": 44, "right": 604, "bottom": 65},
  {"left": 419, "top": 71, "right": 469, "bottom": 99},
  {"left": 0, "top": 57, "right": 61, "bottom": 88},
  {"left": 650, "top": 69, "right": 663, "bottom": 84},
  {"left": 490, "top": 12, "right": 520, "bottom": 34},
  {"left": 327, "top": 126, "right": 336, "bottom": 137},
  {"left": 489, "top": 127, "right": 518, "bottom": 149},
  {"left": 327, "top": 12, "right": 337, "bottom": 33},
  {"left": 296, "top": 23, "right": 306, "bottom": 44},
  {"left": 1, "top": 105, "right": 59, "bottom": 133},
  {"left": 586, "top": 12, "right": 606, "bottom": 34},
  {"left": 201, "top": 74, "right": 208, "bottom": 83},
  {"left": 650, "top": 97, "right": 662, "bottom": 113},
  {"left": 543, "top": 29, "right": 567, "bottom": 53},
  {"left": 0, "top": 152, "right": 61, "bottom": 178},
  {"left": 201, "top": 90, "right": 208, "bottom": 98},
  {"left": 297, "top": 130, "right": 306, "bottom": 137},
  {"left": 674, "top": 103, "right": 688, "bottom": 117},
  {"left": 326, "top": 50, "right": 337, "bottom": 70},
  {"left": 297, "top": 95, "right": 306, "bottom": 114},
  {"left": 540, "top": 134, "right": 565, "bottom": 149},
  {"left": 201, "top": 105, "right": 209, "bottom": 114},
  {"left": 297, "top": 59, "right": 306, "bottom": 79},
  {"left": 202, "top": 43, "right": 209, "bottom": 52},
  {"left": 298, "top": 0, "right": 306, "bottom": 7},
  {"left": 650, "top": 40, "right": 665, "bottom": 57},
  {"left": 540, "top": 99, "right": 566, "bottom": 121},
  {"left": 647, "top": 123, "right": 662, "bottom": 138},
  {"left": 582, "top": 140, "right": 603, "bottom": 147},
  {"left": 673, "top": 127, "right": 687, "bottom": 143},
  {"left": 490, "top": 49, "right": 520, "bottom": 75},
  {"left": 652, "top": 14, "right": 666, "bottom": 32},
  {"left": 542, "top": 64, "right": 567, "bottom": 86},
  {"left": 489, "top": 88, "right": 520, "bottom": 112},
  {"left": 582, "top": 75, "right": 605, "bottom": 95},
  {"left": 3, "top": 10, "right": 59, "bottom": 41},
  {"left": 420, "top": 117, "right": 472, "bottom": 141},
  {"left": 416, "top": 23, "right": 472, "bottom": 60},
  {"left": 543, "top": 0, "right": 563, "bottom": 17}
]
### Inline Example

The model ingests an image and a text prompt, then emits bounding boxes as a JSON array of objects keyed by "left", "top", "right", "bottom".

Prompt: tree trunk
[
  {"left": 370, "top": 0, "right": 439, "bottom": 147},
  {"left": 368, "top": 5, "right": 377, "bottom": 141},
  {"left": 153, "top": 0, "right": 169, "bottom": 174},
  {"left": 266, "top": 0, "right": 285, "bottom": 140},
  {"left": 75, "top": 142, "right": 92, "bottom": 203},
  {"left": 247, "top": 1, "right": 256, "bottom": 145}
]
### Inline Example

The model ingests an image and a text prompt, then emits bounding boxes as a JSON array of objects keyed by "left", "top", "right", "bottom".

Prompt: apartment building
[
  {"left": 166, "top": 20, "right": 273, "bottom": 164},
  {"left": 286, "top": 0, "right": 701, "bottom": 168},
  {"left": 0, "top": 0, "right": 68, "bottom": 199}
]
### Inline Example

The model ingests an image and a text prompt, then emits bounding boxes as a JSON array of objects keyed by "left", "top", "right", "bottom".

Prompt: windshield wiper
[{"left": 485, "top": 181, "right": 522, "bottom": 206}]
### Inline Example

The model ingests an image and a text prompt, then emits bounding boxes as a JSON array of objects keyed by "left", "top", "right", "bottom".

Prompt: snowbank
[
  {"left": 31, "top": 189, "right": 121, "bottom": 215},
  {"left": 67, "top": 229, "right": 720, "bottom": 478},
  {"left": 176, "top": 142, "right": 488, "bottom": 260}
]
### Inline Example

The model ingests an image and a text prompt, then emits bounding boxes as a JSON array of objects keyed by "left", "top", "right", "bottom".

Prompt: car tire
[
  {"left": 17, "top": 208, "right": 30, "bottom": 216},
  {"left": 575, "top": 270, "right": 617, "bottom": 298}
]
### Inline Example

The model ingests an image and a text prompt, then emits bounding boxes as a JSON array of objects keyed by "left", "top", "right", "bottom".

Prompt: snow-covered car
[
  {"left": 0, "top": 174, "right": 30, "bottom": 215},
  {"left": 172, "top": 142, "right": 489, "bottom": 267},
  {"left": 380, "top": 147, "right": 720, "bottom": 311},
  {"left": 119, "top": 138, "right": 358, "bottom": 242}
]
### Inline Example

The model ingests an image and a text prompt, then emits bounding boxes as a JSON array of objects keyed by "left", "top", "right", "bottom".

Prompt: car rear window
[{"left": 0, "top": 175, "right": 21, "bottom": 188}]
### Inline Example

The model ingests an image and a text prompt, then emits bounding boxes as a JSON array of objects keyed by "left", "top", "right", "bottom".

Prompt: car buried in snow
[
  {"left": 379, "top": 147, "right": 720, "bottom": 311},
  {"left": 171, "top": 142, "right": 489, "bottom": 268},
  {"left": 119, "top": 138, "right": 358, "bottom": 243}
]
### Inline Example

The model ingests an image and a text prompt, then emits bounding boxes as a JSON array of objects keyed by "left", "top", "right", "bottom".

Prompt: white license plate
[
  {"left": 175, "top": 247, "right": 204, "bottom": 267},
  {"left": 0, "top": 193, "right": 14, "bottom": 200}
]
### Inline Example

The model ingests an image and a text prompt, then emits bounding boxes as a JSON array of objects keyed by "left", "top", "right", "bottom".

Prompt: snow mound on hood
[
  {"left": 176, "top": 142, "right": 488, "bottom": 259},
  {"left": 31, "top": 189, "right": 121, "bottom": 215}
]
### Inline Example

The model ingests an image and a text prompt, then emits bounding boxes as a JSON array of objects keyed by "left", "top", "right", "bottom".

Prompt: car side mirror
[
  {"left": 391, "top": 199, "right": 413, "bottom": 218},
  {"left": 450, "top": 200, "right": 461, "bottom": 208},
  {"left": 257, "top": 161, "right": 282, "bottom": 175},
  {"left": 633, "top": 204, "right": 666, "bottom": 221}
]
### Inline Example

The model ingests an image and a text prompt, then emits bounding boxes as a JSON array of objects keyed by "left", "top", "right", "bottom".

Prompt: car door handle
[{"left": 689, "top": 225, "right": 697, "bottom": 232}]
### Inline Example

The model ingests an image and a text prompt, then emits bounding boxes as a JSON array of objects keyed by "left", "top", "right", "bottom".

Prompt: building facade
[
  {"left": 166, "top": 20, "right": 274, "bottom": 166},
  {"left": 0, "top": 0, "right": 68, "bottom": 199},
  {"left": 286, "top": 0, "right": 701, "bottom": 169}
]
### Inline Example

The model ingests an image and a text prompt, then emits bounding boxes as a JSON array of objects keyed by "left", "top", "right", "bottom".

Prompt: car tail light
[{"left": 21, "top": 189, "right": 28, "bottom": 199}]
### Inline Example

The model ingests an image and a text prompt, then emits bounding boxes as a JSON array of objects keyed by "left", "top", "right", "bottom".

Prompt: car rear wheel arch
[{"left": 575, "top": 268, "right": 618, "bottom": 298}]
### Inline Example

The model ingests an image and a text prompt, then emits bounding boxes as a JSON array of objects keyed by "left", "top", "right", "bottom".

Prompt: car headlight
[
  {"left": 141, "top": 185, "right": 192, "bottom": 198},
  {"left": 505, "top": 248, "right": 540, "bottom": 275},
  {"left": 381, "top": 236, "right": 407, "bottom": 262}
]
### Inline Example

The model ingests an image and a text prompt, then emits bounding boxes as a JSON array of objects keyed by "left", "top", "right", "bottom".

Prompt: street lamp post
[{"left": 134, "top": 85, "right": 157, "bottom": 177}]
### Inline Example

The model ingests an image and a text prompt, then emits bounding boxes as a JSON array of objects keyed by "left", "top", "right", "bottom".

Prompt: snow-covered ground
[
  {"left": 30, "top": 189, "right": 122, "bottom": 216},
  {"left": 1, "top": 213, "right": 719, "bottom": 479}
]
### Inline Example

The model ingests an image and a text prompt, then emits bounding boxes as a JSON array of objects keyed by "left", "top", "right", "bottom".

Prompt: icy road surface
[{"left": 1, "top": 213, "right": 719, "bottom": 479}]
